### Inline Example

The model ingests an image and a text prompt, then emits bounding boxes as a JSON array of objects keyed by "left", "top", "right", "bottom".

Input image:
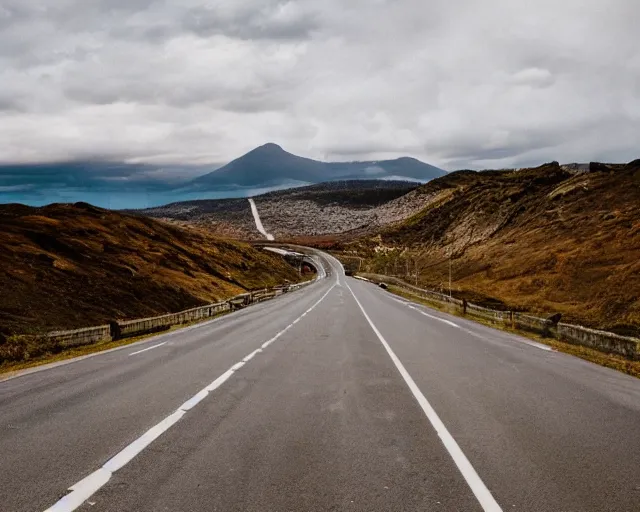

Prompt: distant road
[
  {"left": 248, "top": 198, "right": 274, "bottom": 240},
  {"left": 1, "top": 251, "right": 639, "bottom": 511}
]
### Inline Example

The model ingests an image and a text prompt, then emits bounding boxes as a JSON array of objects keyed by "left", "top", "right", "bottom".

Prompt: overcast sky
[{"left": 1, "top": 0, "right": 638, "bottom": 170}]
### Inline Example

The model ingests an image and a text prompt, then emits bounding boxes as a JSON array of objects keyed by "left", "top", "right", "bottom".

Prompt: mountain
[{"left": 191, "top": 143, "right": 446, "bottom": 189}]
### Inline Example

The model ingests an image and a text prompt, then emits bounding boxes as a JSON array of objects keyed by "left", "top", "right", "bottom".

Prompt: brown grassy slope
[
  {"left": 346, "top": 161, "right": 640, "bottom": 335},
  {"left": 0, "top": 203, "right": 303, "bottom": 337}
]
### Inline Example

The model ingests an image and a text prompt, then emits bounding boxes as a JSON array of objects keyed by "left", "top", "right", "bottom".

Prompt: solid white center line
[
  {"left": 345, "top": 281, "right": 503, "bottom": 512},
  {"left": 128, "top": 342, "right": 167, "bottom": 356},
  {"left": 43, "top": 282, "right": 337, "bottom": 512}
]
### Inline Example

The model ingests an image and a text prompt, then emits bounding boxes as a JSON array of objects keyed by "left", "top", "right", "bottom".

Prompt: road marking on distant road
[
  {"left": 43, "top": 283, "right": 336, "bottom": 512},
  {"left": 128, "top": 342, "right": 167, "bottom": 356},
  {"left": 248, "top": 198, "right": 274, "bottom": 241},
  {"left": 345, "top": 282, "right": 503, "bottom": 512}
]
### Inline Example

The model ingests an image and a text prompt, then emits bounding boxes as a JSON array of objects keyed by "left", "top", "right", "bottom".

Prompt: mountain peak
[
  {"left": 193, "top": 145, "right": 445, "bottom": 188},
  {"left": 254, "top": 143, "right": 285, "bottom": 153}
]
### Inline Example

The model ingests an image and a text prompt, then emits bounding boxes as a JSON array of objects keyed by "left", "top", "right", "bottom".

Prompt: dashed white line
[
  {"left": 103, "top": 411, "right": 186, "bottom": 473},
  {"left": 388, "top": 295, "right": 553, "bottom": 352},
  {"left": 243, "top": 349, "right": 262, "bottom": 362},
  {"left": 345, "top": 281, "right": 503, "bottom": 512},
  {"left": 43, "top": 282, "right": 337, "bottom": 512},
  {"left": 389, "top": 296, "right": 460, "bottom": 328},
  {"left": 178, "top": 390, "right": 209, "bottom": 412},
  {"left": 128, "top": 342, "right": 167, "bottom": 356},
  {"left": 407, "top": 304, "right": 460, "bottom": 328}
]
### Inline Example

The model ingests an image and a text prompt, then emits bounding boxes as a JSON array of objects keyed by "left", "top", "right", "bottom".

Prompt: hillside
[
  {"left": 0, "top": 203, "right": 303, "bottom": 338},
  {"left": 137, "top": 180, "right": 422, "bottom": 238},
  {"left": 133, "top": 197, "right": 257, "bottom": 239},
  {"left": 341, "top": 161, "right": 640, "bottom": 335},
  {"left": 191, "top": 143, "right": 445, "bottom": 189}
]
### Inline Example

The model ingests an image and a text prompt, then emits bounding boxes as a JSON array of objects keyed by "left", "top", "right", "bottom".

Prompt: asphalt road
[{"left": 1, "top": 252, "right": 639, "bottom": 512}]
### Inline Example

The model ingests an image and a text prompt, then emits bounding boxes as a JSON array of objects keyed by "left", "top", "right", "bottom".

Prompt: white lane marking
[
  {"left": 43, "top": 282, "right": 337, "bottom": 512},
  {"left": 460, "top": 327, "right": 555, "bottom": 352},
  {"left": 128, "top": 342, "right": 167, "bottom": 356},
  {"left": 243, "top": 349, "right": 262, "bottom": 362},
  {"left": 388, "top": 296, "right": 460, "bottom": 328},
  {"left": 345, "top": 282, "right": 503, "bottom": 512},
  {"left": 409, "top": 305, "right": 460, "bottom": 328},
  {"left": 388, "top": 294, "right": 553, "bottom": 352},
  {"left": 325, "top": 253, "right": 346, "bottom": 287},
  {"left": 179, "top": 390, "right": 209, "bottom": 412},
  {"left": 248, "top": 198, "right": 274, "bottom": 241},
  {"left": 206, "top": 369, "right": 234, "bottom": 392},
  {"left": 45, "top": 469, "right": 111, "bottom": 512},
  {"left": 4, "top": 254, "right": 331, "bottom": 385},
  {"left": 103, "top": 411, "right": 186, "bottom": 472}
]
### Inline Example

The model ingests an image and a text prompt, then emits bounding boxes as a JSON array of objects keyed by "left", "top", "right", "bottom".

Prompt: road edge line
[
  {"left": 42, "top": 282, "right": 337, "bottom": 512},
  {"left": 345, "top": 281, "right": 503, "bottom": 512}
]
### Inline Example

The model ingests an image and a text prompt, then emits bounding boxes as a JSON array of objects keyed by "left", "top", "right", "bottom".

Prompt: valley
[{"left": 136, "top": 161, "right": 640, "bottom": 336}]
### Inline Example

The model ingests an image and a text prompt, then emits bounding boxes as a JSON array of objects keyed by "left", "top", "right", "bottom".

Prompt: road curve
[{"left": 1, "top": 251, "right": 639, "bottom": 512}]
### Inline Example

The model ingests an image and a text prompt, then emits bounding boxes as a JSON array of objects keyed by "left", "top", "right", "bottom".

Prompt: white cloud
[{"left": 0, "top": 0, "right": 638, "bottom": 169}]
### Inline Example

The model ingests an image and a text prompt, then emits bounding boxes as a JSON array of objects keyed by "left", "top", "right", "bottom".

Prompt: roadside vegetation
[
  {"left": 0, "top": 202, "right": 303, "bottom": 340},
  {"left": 0, "top": 311, "right": 230, "bottom": 377},
  {"left": 329, "top": 160, "right": 640, "bottom": 337}
]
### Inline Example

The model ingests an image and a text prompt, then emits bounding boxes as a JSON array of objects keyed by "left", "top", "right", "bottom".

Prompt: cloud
[{"left": 0, "top": 0, "right": 638, "bottom": 171}]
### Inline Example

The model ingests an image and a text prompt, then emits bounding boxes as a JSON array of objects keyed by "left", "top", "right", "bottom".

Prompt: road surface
[
  {"left": 248, "top": 198, "right": 274, "bottom": 241},
  {"left": 1, "top": 251, "right": 639, "bottom": 512}
]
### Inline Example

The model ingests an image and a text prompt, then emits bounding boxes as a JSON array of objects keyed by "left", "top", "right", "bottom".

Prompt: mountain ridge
[{"left": 191, "top": 143, "right": 446, "bottom": 189}]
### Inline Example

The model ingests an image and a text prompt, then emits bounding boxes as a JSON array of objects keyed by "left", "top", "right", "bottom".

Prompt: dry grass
[
  {"left": 0, "top": 310, "right": 230, "bottom": 377},
  {"left": 0, "top": 202, "right": 303, "bottom": 338},
  {"left": 342, "top": 161, "right": 640, "bottom": 336}
]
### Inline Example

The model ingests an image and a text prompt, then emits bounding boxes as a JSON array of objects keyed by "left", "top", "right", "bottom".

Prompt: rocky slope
[
  {"left": 137, "top": 180, "right": 424, "bottom": 239},
  {"left": 0, "top": 203, "right": 303, "bottom": 337},
  {"left": 342, "top": 161, "right": 640, "bottom": 335}
]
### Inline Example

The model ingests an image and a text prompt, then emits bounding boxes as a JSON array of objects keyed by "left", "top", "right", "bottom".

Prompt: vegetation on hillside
[
  {"left": 336, "top": 161, "right": 640, "bottom": 335},
  {"left": 0, "top": 203, "right": 303, "bottom": 338}
]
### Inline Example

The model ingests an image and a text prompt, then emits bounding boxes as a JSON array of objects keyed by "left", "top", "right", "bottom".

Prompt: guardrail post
[{"left": 109, "top": 320, "right": 121, "bottom": 341}]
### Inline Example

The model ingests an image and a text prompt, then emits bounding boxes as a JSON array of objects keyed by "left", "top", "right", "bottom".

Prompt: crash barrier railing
[
  {"left": 360, "top": 273, "right": 639, "bottom": 361},
  {"left": 43, "top": 279, "right": 315, "bottom": 349}
]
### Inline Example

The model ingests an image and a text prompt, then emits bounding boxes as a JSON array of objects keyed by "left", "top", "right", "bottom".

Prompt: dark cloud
[{"left": 0, "top": 0, "right": 638, "bottom": 170}]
